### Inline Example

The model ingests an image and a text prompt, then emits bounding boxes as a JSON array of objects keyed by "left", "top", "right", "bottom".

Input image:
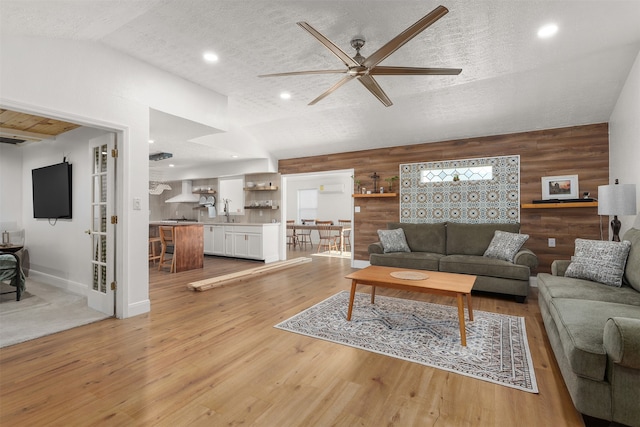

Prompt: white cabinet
[
  {"left": 204, "top": 225, "right": 214, "bottom": 254},
  {"left": 203, "top": 225, "right": 226, "bottom": 256},
  {"left": 212, "top": 226, "right": 225, "bottom": 255},
  {"left": 205, "top": 224, "right": 280, "bottom": 262}
]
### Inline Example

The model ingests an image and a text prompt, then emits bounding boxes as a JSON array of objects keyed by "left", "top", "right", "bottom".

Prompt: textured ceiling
[{"left": 2, "top": 1, "right": 640, "bottom": 174}]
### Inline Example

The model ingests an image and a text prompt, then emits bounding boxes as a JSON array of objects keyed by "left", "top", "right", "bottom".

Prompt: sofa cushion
[
  {"left": 369, "top": 252, "right": 442, "bottom": 271},
  {"left": 483, "top": 230, "right": 529, "bottom": 262},
  {"left": 537, "top": 272, "right": 640, "bottom": 307},
  {"left": 622, "top": 228, "right": 640, "bottom": 292},
  {"left": 548, "top": 298, "right": 640, "bottom": 381},
  {"left": 446, "top": 222, "right": 520, "bottom": 256},
  {"left": 440, "top": 254, "right": 531, "bottom": 281},
  {"left": 565, "top": 239, "right": 631, "bottom": 287},
  {"left": 377, "top": 228, "right": 411, "bottom": 253},
  {"left": 387, "top": 222, "right": 446, "bottom": 254}
]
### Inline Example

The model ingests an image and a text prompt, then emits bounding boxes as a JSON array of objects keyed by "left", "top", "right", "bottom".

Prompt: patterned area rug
[{"left": 275, "top": 291, "right": 538, "bottom": 393}]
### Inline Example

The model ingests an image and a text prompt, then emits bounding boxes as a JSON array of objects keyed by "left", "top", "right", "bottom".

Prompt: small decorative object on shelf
[
  {"left": 384, "top": 175, "right": 399, "bottom": 193},
  {"left": 370, "top": 172, "right": 380, "bottom": 190},
  {"left": 351, "top": 175, "right": 361, "bottom": 193}
]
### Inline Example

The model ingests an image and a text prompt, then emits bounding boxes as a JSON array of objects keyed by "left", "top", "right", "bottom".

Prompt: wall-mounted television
[{"left": 32, "top": 162, "right": 73, "bottom": 219}]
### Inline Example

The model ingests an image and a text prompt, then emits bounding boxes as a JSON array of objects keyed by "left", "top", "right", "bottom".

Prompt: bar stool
[
  {"left": 158, "top": 226, "right": 176, "bottom": 273},
  {"left": 149, "top": 237, "right": 162, "bottom": 264}
]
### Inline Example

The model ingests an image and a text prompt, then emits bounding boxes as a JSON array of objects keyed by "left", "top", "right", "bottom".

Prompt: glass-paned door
[{"left": 88, "top": 133, "right": 116, "bottom": 316}]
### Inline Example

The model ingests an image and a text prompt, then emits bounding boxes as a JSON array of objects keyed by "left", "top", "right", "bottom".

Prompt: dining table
[{"left": 286, "top": 223, "right": 351, "bottom": 253}]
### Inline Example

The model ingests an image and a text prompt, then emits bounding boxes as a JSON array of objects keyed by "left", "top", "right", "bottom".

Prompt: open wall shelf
[
  {"left": 521, "top": 202, "right": 598, "bottom": 209},
  {"left": 352, "top": 193, "right": 397, "bottom": 198}
]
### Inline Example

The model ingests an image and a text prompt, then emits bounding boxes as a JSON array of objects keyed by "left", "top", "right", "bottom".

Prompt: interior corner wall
[
  {"left": 609, "top": 49, "right": 640, "bottom": 238},
  {"left": 20, "top": 128, "right": 110, "bottom": 292},
  {"left": 1, "top": 35, "right": 228, "bottom": 318},
  {"left": 0, "top": 143, "right": 23, "bottom": 231}
]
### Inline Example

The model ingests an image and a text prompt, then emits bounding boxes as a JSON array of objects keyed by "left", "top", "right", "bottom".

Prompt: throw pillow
[
  {"left": 565, "top": 239, "right": 631, "bottom": 287},
  {"left": 377, "top": 228, "right": 411, "bottom": 253},
  {"left": 483, "top": 230, "right": 529, "bottom": 262}
]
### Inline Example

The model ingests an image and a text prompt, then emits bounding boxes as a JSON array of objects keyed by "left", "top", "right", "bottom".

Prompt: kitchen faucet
[{"left": 223, "top": 199, "right": 231, "bottom": 223}]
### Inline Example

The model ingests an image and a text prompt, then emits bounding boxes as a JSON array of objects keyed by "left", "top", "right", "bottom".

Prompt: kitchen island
[{"left": 150, "top": 222, "right": 204, "bottom": 272}]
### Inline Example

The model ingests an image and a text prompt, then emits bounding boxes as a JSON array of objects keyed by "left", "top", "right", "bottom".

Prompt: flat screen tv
[{"left": 32, "top": 162, "right": 72, "bottom": 219}]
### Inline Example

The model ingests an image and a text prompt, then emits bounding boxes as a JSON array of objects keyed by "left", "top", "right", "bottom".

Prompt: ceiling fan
[{"left": 258, "top": 5, "right": 461, "bottom": 107}]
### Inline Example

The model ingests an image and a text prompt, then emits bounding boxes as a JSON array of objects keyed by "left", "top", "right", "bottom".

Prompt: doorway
[{"left": 281, "top": 169, "right": 355, "bottom": 265}]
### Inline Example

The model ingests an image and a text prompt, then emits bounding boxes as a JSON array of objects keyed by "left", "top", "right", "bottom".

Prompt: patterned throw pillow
[
  {"left": 483, "top": 230, "right": 529, "bottom": 262},
  {"left": 377, "top": 228, "right": 411, "bottom": 253},
  {"left": 565, "top": 239, "right": 631, "bottom": 287}
]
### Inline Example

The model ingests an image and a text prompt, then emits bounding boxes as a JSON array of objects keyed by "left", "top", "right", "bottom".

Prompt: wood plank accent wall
[{"left": 279, "top": 123, "right": 609, "bottom": 273}]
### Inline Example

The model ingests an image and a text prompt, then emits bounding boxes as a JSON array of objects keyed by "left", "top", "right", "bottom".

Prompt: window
[
  {"left": 420, "top": 166, "right": 493, "bottom": 183},
  {"left": 298, "top": 189, "right": 318, "bottom": 222},
  {"left": 218, "top": 176, "right": 244, "bottom": 215}
]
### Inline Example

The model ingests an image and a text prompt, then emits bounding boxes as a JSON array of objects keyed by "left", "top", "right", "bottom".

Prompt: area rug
[
  {"left": 275, "top": 291, "right": 538, "bottom": 393},
  {"left": 0, "top": 279, "right": 110, "bottom": 348}
]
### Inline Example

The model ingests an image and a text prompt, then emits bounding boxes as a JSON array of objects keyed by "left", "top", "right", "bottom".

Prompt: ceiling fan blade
[
  {"left": 297, "top": 22, "right": 360, "bottom": 68},
  {"left": 363, "top": 5, "right": 449, "bottom": 69},
  {"left": 357, "top": 75, "right": 393, "bottom": 107},
  {"left": 370, "top": 66, "right": 462, "bottom": 76},
  {"left": 308, "top": 75, "right": 355, "bottom": 105},
  {"left": 259, "top": 69, "right": 347, "bottom": 78}
]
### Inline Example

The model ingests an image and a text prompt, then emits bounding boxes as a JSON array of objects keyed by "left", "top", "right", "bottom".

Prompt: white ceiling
[{"left": 2, "top": 1, "right": 640, "bottom": 174}]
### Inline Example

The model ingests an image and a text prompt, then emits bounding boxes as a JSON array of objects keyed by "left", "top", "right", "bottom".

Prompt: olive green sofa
[
  {"left": 368, "top": 222, "right": 538, "bottom": 302},
  {"left": 537, "top": 227, "right": 640, "bottom": 426}
]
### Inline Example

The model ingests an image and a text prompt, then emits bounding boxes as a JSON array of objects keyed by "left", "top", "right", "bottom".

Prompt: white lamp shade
[{"left": 598, "top": 183, "right": 637, "bottom": 216}]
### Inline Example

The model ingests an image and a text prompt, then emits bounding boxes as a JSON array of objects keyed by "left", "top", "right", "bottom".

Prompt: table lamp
[{"left": 598, "top": 179, "right": 637, "bottom": 241}]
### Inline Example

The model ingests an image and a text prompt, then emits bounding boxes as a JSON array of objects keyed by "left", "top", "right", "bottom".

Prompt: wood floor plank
[{"left": 0, "top": 250, "right": 587, "bottom": 426}]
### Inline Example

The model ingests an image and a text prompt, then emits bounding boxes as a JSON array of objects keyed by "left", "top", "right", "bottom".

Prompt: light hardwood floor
[{"left": 0, "top": 250, "right": 587, "bottom": 426}]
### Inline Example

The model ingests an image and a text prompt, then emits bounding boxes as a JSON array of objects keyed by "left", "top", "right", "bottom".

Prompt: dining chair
[
  {"left": 338, "top": 219, "right": 351, "bottom": 252},
  {"left": 315, "top": 220, "right": 338, "bottom": 253},
  {"left": 286, "top": 220, "right": 299, "bottom": 249},
  {"left": 158, "top": 226, "right": 176, "bottom": 273},
  {"left": 298, "top": 219, "right": 315, "bottom": 249}
]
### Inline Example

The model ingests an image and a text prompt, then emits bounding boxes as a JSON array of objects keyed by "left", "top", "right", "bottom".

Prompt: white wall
[
  {"left": 19, "top": 128, "right": 108, "bottom": 292},
  {"left": 609, "top": 49, "right": 640, "bottom": 237},
  {"left": 0, "top": 143, "right": 23, "bottom": 232},
  {"left": 1, "top": 35, "right": 228, "bottom": 318},
  {"left": 285, "top": 171, "right": 353, "bottom": 242}
]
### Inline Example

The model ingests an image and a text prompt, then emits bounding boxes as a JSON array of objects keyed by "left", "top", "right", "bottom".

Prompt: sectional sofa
[
  {"left": 368, "top": 222, "right": 538, "bottom": 302},
  {"left": 536, "top": 227, "right": 640, "bottom": 426}
]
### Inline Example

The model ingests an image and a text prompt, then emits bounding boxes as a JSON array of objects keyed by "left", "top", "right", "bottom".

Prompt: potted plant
[
  {"left": 384, "top": 176, "right": 399, "bottom": 192},
  {"left": 351, "top": 175, "right": 361, "bottom": 192}
]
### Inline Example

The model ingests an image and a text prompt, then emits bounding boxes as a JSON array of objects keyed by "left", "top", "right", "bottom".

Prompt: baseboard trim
[
  {"left": 126, "top": 299, "right": 151, "bottom": 318},
  {"left": 27, "top": 270, "right": 88, "bottom": 296}
]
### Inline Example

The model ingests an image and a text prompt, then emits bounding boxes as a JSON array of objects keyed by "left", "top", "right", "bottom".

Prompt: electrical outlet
[{"left": 548, "top": 238, "right": 556, "bottom": 248}]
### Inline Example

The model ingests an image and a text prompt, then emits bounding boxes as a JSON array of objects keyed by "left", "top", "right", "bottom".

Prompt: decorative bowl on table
[{"left": 246, "top": 182, "right": 255, "bottom": 188}]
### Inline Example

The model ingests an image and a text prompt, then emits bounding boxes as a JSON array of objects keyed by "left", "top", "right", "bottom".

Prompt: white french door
[{"left": 87, "top": 133, "right": 116, "bottom": 315}]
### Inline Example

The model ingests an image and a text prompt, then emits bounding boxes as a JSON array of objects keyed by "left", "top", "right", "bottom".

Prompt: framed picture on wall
[{"left": 541, "top": 175, "right": 579, "bottom": 200}]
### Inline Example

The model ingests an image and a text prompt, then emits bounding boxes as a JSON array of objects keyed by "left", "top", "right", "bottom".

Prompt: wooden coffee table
[{"left": 345, "top": 266, "right": 476, "bottom": 346}]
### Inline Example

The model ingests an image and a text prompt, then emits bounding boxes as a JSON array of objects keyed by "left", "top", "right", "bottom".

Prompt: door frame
[{"left": 2, "top": 100, "right": 131, "bottom": 317}]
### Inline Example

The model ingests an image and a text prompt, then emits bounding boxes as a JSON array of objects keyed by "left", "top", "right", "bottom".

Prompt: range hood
[{"left": 164, "top": 180, "right": 200, "bottom": 203}]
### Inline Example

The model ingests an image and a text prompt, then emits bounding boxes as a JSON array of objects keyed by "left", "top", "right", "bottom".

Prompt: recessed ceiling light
[
  {"left": 203, "top": 52, "right": 219, "bottom": 63},
  {"left": 280, "top": 92, "right": 291, "bottom": 100},
  {"left": 537, "top": 23, "right": 558, "bottom": 39},
  {"left": 231, "top": 155, "right": 239, "bottom": 158},
  {"left": 148, "top": 139, "right": 154, "bottom": 144},
  {"left": 169, "top": 164, "right": 175, "bottom": 168}
]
